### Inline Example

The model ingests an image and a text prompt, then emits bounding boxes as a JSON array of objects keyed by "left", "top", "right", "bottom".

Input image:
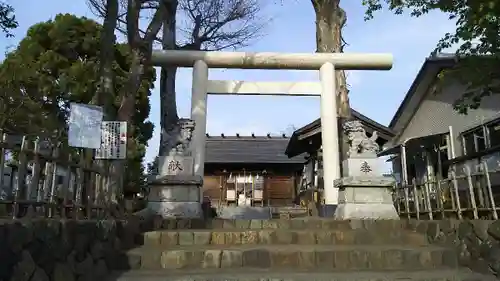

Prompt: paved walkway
[{"left": 107, "top": 268, "right": 496, "bottom": 281}]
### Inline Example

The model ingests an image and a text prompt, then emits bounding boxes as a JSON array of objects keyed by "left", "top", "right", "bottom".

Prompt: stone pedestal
[
  {"left": 142, "top": 153, "right": 203, "bottom": 218},
  {"left": 332, "top": 119, "right": 399, "bottom": 220},
  {"left": 146, "top": 174, "right": 203, "bottom": 218},
  {"left": 334, "top": 176, "right": 399, "bottom": 219}
]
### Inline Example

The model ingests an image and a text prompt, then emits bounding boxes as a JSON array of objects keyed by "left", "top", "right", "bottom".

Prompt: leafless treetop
[{"left": 87, "top": 0, "right": 266, "bottom": 51}]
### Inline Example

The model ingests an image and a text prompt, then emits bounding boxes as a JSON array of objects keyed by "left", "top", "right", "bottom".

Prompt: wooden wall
[
  {"left": 202, "top": 174, "right": 297, "bottom": 207},
  {"left": 202, "top": 176, "right": 223, "bottom": 204},
  {"left": 265, "top": 176, "right": 296, "bottom": 206}
]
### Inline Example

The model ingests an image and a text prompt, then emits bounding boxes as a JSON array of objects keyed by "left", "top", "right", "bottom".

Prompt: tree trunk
[
  {"left": 312, "top": 0, "right": 349, "bottom": 118},
  {"left": 159, "top": 0, "right": 179, "bottom": 156},
  {"left": 111, "top": 47, "right": 143, "bottom": 205},
  {"left": 95, "top": 0, "right": 119, "bottom": 206},
  {"left": 95, "top": 0, "right": 118, "bottom": 113},
  {"left": 311, "top": 0, "right": 350, "bottom": 171}
]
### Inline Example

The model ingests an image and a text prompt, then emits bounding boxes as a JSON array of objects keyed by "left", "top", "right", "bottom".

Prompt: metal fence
[
  {"left": 394, "top": 150, "right": 500, "bottom": 220},
  {"left": 0, "top": 132, "right": 120, "bottom": 219}
]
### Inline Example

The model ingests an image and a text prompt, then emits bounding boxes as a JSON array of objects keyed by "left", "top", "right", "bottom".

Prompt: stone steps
[
  {"left": 115, "top": 218, "right": 497, "bottom": 280},
  {"left": 136, "top": 229, "right": 429, "bottom": 247},
  {"left": 138, "top": 218, "right": 410, "bottom": 232},
  {"left": 112, "top": 244, "right": 457, "bottom": 271},
  {"left": 107, "top": 268, "right": 497, "bottom": 281}
]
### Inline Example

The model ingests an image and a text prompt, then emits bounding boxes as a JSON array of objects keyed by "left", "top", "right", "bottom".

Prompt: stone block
[
  {"left": 249, "top": 220, "right": 263, "bottom": 229},
  {"left": 211, "top": 232, "right": 225, "bottom": 245},
  {"left": 160, "top": 250, "right": 203, "bottom": 269},
  {"left": 211, "top": 219, "right": 225, "bottom": 229},
  {"left": 271, "top": 230, "right": 295, "bottom": 244},
  {"left": 304, "top": 219, "right": 323, "bottom": 229},
  {"left": 178, "top": 232, "right": 194, "bottom": 245},
  {"left": 31, "top": 267, "right": 50, "bottom": 281},
  {"left": 143, "top": 231, "right": 161, "bottom": 246},
  {"left": 163, "top": 219, "right": 178, "bottom": 230},
  {"left": 202, "top": 250, "right": 222, "bottom": 268},
  {"left": 316, "top": 231, "right": 334, "bottom": 244},
  {"left": 176, "top": 219, "right": 193, "bottom": 229},
  {"left": 367, "top": 250, "right": 384, "bottom": 269},
  {"left": 348, "top": 249, "right": 369, "bottom": 269},
  {"left": 289, "top": 219, "right": 306, "bottom": 229},
  {"left": 10, "top": 250, "right": 36, "bottom": 281},
  {"left": 262, "top": 220, "right": 279, "bottom": 229},
  {"left": 139, "top": 251, "right": 161, "bottom": 270},
  {"left": 223, "top": 220, "right": 236, "bottom": 229},
  {"left": 297, "top": 249, "right": 316, "bottom": 269},
  {"left": 146, "top": 174, "right": 203, "bottom": 218},
  {"left": 488, "top": 220, "right": 500, "bottom": 240},
  {"left": 235, "top": 220, "right": 251, "bottom": 229},
  {"left": 241, "top": 230, "right": 259, "bottom": 244},
  {"left": 353, "top": 231, "right": 376, "bottom": 244},
  {"left": 161, "top": 250, "right": 183, "bottom": 269},
  {"left": 258, "top": 230, "right": 273, "bottom": 244},
  {"left": 296, "top": 231, "right": 316, "bottom": 245},
  {"left": 334, "top": 230, "right": 355, "bottom": 245},
  {"left": 52, "top": 263, "right": 75, "bottom": 281},
  {"left": 442, "top": 248, "right": 459, "bottom": 268},
  {"left": 160, "top": 231, "right": 179, "bottom": 246},
  {"left": 242, "top": 249, "right": 270, "bottom": 268},
  {"left": 402, "top": 249, "right": 422, "bottom": 269},
  {"left": 148, "top": 184, "right": 200, "bottom": 204},
  {"left": 333, "top": 250, "right": 350, "bottom": 270},
  {"left": 94, "top": 259, "right": 108, "bottom": 279},
  {"left": 334, "top": 177, "right": 399, "bottom": 220},
  {"left": 276, "top": 220, "right": 291, "bottom": 229},
  {"left": 383, "top": 249, "right": 403, "bottom": 270},
  {"left": 147, "top": 201, "right": 202, "bottom": 219},
  {"left": 224, "top": 232, "right": 241, "bottom": 245},
  {"left": 270, "top": 250, "right": 299, "bottom": 268},
  {"left": 314, "top": 250, "right": 334, "bottom": 268},
  {"left": 321, "top": 220, "right": 352, "bottom": 230},
  {"left": 193, "top": 231, "right": 211, "bottom": 245},
  {"left": 404, "top": 232, "right": 429, "bottom": 246},
  {"left": 221, "top": 250, "right": 242, "bottom": 268},
  {"left": 190, "top": 218, "right": 207, "bottom": 229}
]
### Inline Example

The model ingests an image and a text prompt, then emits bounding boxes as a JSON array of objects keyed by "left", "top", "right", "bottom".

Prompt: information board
[
  {"left": 95, "top": 121, "right": 127, "bottom": 160},
  {"left": 68, "top": 103, "right": 104, "bottom": 149}
]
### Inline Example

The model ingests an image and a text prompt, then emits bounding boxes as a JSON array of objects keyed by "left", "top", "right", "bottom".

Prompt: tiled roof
[{"left": 205, "top": 135, "right": 305, "bottom": 164}]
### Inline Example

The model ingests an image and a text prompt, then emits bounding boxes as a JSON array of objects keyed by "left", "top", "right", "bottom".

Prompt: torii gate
[{"left": 151, "top": 50, "right": 392, "bottom": 211}]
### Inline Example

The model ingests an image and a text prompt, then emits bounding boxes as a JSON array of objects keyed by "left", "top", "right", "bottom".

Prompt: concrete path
[{"left": 107, "top": 268, "right": 496, "bottom": 281}]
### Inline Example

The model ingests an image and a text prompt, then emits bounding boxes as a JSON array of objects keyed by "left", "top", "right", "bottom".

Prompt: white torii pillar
[{"left": 152, "top": 50, "right": 392, "bottom": 213}]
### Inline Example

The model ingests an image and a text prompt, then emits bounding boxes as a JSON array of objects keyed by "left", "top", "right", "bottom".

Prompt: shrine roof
[
  {"left": 205, "top": 134, "right": 305, "bottom": 164},
  {"left": 285, "top": 108, "right": 395, "bottom": 158}
]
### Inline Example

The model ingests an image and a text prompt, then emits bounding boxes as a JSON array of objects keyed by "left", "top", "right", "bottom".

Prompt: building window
[
  {"left": 487, "top": 121, "right": 500, "bottom": 147},
  {"left": 463, "top": 129, "right": 487, "bottom": 155}
]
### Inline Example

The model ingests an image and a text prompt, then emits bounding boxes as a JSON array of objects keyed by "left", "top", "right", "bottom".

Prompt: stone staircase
[{"left": 107, "top": 218, "right": 496, "bottom": 281}]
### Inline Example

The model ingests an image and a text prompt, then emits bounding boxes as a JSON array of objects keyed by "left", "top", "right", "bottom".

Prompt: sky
[{"left": 0, "top": 0, "right": 457, "bottom": 164}]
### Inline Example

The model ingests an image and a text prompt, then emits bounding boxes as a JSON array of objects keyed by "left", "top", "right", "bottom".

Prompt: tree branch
[{"left": 87, "top": 0, "right": 266, "bottom": 51}]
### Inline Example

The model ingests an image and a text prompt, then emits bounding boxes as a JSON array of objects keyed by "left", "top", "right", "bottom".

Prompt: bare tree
[
  {"left": 88, "top": 0, "right": 265, "bottom": 156},
  {"left": 87, "top": 0, "right": 167, "bottom": 204},
  {"left": 280, "top": 124, "right": 297, "bottom": 137}
]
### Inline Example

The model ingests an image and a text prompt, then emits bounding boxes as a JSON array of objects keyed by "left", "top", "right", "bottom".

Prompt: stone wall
[
  {"left": 409, "top": 219, "right": 500, "bottom": 277},
  {"left": 0, "top": 218, "right": 140, "bottom": 281},
  {"left": 3, "top": 217, "right": 500, "bottom": 280}
]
